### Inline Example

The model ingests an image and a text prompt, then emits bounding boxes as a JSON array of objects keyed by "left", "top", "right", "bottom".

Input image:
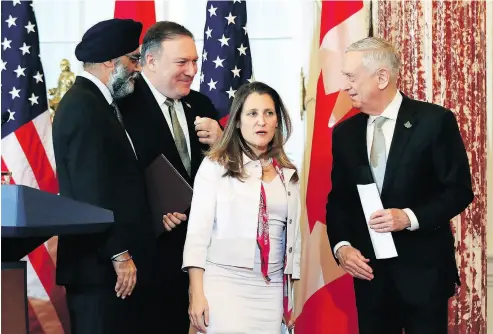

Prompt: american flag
[
  {"left": 1, "top": 1, "right": 70, "bottom": 333},
  {"left": 199, "top": 0, "right": 253, "bottom": 126}
]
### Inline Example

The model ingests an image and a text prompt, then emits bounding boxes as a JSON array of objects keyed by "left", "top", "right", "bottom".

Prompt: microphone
[{"left": 1, "top": 111, "right": 9, "bottom": 126}]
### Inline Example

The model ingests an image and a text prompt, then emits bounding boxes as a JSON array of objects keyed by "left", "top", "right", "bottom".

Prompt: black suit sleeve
[
  {"left": 411, "top": 110, "right": 474, "bottom": 231},
  {"left": 62, "top": 103, "right": 127, "bottom": 258},
  {"left": 326, "top": 126, "right": 353, "bottom": 259}
]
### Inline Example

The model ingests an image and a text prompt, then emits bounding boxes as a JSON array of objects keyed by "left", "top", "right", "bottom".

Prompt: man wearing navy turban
[{"left": 53, "top": 18, "right": 155, "bottom": 334}]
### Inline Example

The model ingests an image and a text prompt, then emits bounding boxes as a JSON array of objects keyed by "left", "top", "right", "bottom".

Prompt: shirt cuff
[
  {"left": 111, "top": 250, "right": 128, "bottom": 259},
  {"left": 403, "top": 208, "right": 419, "bottom": 231},
  {"left": 333, "top": 241, "right": 351, "bottom": 258}
]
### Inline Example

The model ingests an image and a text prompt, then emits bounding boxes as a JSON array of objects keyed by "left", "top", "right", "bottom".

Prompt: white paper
[{"left": 356, "top": 183, "right": 398, "bottom": 259}]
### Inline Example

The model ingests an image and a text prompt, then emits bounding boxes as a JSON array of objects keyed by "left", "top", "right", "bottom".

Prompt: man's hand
[
  {"left": 336, "top": 246, "right": 373, "bottom": 280},
  {"left": 163, "top": 212, "right": 187, "bottom": 232},
  {"left": 194, "top": 116, "right": 222, "bottom": 146},
  {"left": 369, "top": 209, "right": 410, "bottom": 233},
  {"left": 112, "top": 252, "right": 137, "bottom": 299}
]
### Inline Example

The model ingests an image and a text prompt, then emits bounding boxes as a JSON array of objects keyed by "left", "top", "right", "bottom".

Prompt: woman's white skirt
[{"left": 199, "top": 261, "right": 283, "bottom": 334}]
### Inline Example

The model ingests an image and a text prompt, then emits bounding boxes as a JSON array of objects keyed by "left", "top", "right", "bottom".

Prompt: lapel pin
[
  {"left": 185, "top": 102, "right": 191, "bottom": 108},
  {"left": 404, "top": 121, "right": 412, "bottom": 128}
]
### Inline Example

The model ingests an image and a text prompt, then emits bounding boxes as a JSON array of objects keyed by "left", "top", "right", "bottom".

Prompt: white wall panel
[{"left": 33, "top": 0, "right": 115, "bottom": 89}]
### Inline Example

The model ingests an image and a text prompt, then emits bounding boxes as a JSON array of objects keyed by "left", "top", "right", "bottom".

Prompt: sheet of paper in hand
[{"left": 356, "top": 183, "right": 398, "bottom": 259}]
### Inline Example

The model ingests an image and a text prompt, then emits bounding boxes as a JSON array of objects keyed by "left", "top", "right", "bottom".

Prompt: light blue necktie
[{"left": 370, "top": 116, "right": 387, "bottom": 193}]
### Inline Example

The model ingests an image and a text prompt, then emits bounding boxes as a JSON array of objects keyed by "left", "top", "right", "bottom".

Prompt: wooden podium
[{"left": 1, "top": 262, "right": 28, "bottom": 334}]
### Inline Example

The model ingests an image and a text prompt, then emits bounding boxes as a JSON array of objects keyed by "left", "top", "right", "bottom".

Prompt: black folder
[{"left": 145, "top": 154, "right": 193, "bottom": 237}]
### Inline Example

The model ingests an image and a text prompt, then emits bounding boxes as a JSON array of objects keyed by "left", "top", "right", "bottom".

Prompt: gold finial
[
  {"left": 48, "top": 59, "right": 75, "bottom": 122},
  {"left": 300, "top": 68, "right": 306, "bottom": 120}
]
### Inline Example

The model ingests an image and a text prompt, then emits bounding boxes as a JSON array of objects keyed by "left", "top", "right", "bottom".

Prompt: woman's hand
[
  {"left": 189, "top": 290, "right": 209, "bottom": 333},
  {"left": 283, "top": 314, "right": 296, "bottom": 332}
]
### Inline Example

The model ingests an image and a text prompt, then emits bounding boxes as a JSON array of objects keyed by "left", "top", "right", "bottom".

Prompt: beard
[{"left": 107, "top": 60, "right": 137, "bottom": 99}]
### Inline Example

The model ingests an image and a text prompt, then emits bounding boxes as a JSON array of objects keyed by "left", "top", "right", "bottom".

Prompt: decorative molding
[
  {"left": 488, "top": 255, "right": 493, "bottom": 287},
  {"left": 423, "top": 0, "right": 433, "bottom": 102},
  {"left": 486, "top": 0, "right": 493, "bottom": 270}
]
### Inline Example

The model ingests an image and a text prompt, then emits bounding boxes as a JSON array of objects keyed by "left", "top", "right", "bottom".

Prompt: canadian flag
[
  {"left": 114, "top": 0, "right": 156, "bottom": 43},
  {"left": 295, "top": 1, "right": 370, "bottom": 333}
]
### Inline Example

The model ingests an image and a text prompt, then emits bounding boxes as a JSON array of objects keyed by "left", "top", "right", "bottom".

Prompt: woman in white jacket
[{"left": 182, "top": 81, "right": 301, "bottom": 333}]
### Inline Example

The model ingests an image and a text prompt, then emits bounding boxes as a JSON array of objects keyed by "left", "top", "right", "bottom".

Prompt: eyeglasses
[{"left": 126, "top": 54, "right": 141, "bottom": 64}]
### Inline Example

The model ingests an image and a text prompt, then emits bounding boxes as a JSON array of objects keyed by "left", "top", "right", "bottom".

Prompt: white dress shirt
[
  {"left": 141, "top": 71, "right": 191, "bottom": 159},
  {"left": 333, "top": 91, "right": 420, "bottom": 257}
]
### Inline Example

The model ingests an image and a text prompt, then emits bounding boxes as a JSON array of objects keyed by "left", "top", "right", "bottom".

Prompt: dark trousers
[
  {"left": 147, "top": 272, "right": 190, "bottom": 333},
  {"left": 66, "top": 284, "right": 155, "bottom": 334},
  {"left": 148, "top": 230, "right": 191, "bottom": 333},
  {"left": 354, "top": 259, "right": 449, "bottom": 334}
]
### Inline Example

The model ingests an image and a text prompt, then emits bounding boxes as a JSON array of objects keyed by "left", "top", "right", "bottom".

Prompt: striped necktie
[{"left": 164, "top": 99, "right": 191, "bottom": 176}]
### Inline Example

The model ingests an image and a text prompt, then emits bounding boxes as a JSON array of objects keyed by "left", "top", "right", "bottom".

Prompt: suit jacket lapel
[
  {"left": 136, "top": 76, "right": 189, "bottom": 177},
  {"left": 381, "top": 96, "right": 418, "bottom": 196},
  {"left": 78, "top": 77, "right": 137, "bottom": 162},
  {"left": 181, "top": 96, "right": 201, "bottom": 180},
  {"left": 351, "top": 113, "right": 375, "bottom": 184},
  {"left": 135, "top": 75, "right": 173, "bottom": 143}
]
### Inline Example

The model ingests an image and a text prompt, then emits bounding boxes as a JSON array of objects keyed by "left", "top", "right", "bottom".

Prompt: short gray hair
[
  {"left": 82, "top": 62, "right": 96, "bottom": 70},
  {"left": 141, "top": 21, "right": 194, "bottom": 66},
  {"left": 345, "top": 37, "right": 401, "bottom": 79}
]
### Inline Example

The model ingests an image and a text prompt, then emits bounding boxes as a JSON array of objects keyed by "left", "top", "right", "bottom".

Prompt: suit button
[
  {"left": 289, "top": 247, "right": 292, "bottom": 253},
  {"left": 288, "top": 191, "right": 291, "bottom": 196},
  {"left": 289, "top": 219, "right": 292, "bottom": 224}
]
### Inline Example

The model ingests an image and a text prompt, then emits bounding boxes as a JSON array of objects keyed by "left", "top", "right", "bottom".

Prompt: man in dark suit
[
  {"left": 118, "top": 21, "right": 221, "bottom": 332},
  {"left": 53, "top": 19, "right": 155, "bottom": 334},
  {"left": 326, "top": 37, "right": 474, "bottom": 334}
]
